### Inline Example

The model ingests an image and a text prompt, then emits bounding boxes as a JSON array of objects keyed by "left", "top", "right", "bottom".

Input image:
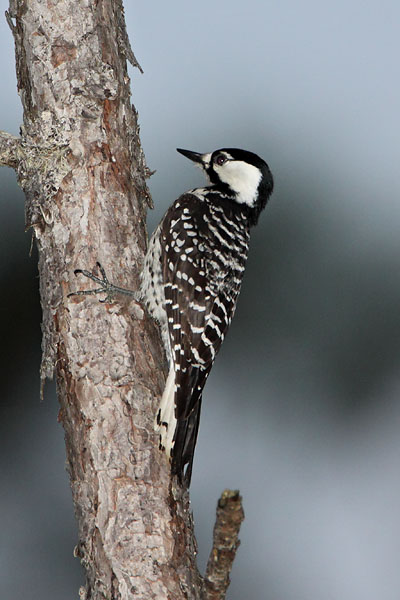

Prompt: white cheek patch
[{"left": 215, "top": 161, "right": 261, "bottom": 206}]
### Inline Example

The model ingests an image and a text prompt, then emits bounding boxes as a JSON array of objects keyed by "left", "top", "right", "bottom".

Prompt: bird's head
[{"left": 177, "top": 147, "right": 273, "bottom": 224}]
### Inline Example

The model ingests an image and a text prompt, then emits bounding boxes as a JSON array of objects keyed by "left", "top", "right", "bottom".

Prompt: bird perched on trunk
[
  {"left": 71, "top": 147, "right": 273, "bottom": 485},
  {"left": 140, "top": 147, "right": 273, "bottom": 484}
]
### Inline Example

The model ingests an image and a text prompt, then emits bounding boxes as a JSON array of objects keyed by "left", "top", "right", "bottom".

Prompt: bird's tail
[
  {"left": 154, "top": 364, "right": 203, "bottom": 486},
  {"left": 171, "top": 400, "right": 202, "bottom": 486}
]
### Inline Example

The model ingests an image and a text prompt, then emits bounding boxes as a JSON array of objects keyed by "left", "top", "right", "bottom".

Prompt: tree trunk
[{"left": 1, "top": 1, "right": 243, "bottom": 598}]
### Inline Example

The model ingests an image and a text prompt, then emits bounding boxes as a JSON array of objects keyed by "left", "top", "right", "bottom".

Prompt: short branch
[
  {"left": 0, "top": 131, "right": 21, "bottom": 168},
  {"left": 203, "top": 489, "right": 245, "bottom": 600}
]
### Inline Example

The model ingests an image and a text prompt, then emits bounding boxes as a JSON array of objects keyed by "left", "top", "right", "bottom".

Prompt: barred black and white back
[{"left": 140, "top": 147, "right": 273, "bottom": 484}]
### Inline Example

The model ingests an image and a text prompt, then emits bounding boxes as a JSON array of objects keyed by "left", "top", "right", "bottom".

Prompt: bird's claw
[{"left": 68, "top": 262, "right": 134, "bottom": 303}]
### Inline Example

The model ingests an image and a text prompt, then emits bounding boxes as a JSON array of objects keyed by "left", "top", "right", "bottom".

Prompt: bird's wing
[{"left": 161, "top": 193, "right": 245, "bottom": 481}]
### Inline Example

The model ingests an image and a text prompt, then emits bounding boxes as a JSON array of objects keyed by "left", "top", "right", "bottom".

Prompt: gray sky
[{"left": 1, "top": 1, "right": 400, "bottom": 599}]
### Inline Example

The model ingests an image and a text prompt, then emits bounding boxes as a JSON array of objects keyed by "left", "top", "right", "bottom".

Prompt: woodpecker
[
  {"left": 71, "top": 147, "right": 273, "bottom": 485},
  {"left": 140, "top": 147, "right": 273, "bottom": 484}
]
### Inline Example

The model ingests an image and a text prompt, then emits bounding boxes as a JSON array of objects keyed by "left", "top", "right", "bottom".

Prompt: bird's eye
[{"left": 214, "top": 154, "right": 226, "bottom": 166}]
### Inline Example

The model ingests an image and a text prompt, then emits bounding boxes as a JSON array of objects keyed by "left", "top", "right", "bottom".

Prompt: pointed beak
[{"left": 176, "top": 148, "right": 205, "bottom": 165}]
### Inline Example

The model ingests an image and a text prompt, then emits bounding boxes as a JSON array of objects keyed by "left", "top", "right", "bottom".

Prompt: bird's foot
[{"left": 68, "top": 262, "right": 138, "bottom": 303}]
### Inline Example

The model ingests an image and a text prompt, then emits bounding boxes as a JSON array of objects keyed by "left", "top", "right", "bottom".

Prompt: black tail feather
[{"left": 171, "top": 399, "right": 202, "bottom": 486}]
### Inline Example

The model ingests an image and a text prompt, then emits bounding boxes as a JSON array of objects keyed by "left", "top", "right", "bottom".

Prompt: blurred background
[{"left": 1, "top": 1, "right": 400, "bottom": 598}]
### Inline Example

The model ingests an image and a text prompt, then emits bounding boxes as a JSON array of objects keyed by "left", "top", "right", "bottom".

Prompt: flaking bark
[
  {"left": 204, "top": 491, "right": 245, "bottom": 600},
  {"left": 2, "top": 1, "right": 244, "bottom": 598}
]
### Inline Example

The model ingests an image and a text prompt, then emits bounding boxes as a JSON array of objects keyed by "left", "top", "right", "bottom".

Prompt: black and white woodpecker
[
  {"left": 73, "top": 147, "right": 273, "bottom": 485},
  {"left": 141, "top": 147, "right": 273, "bottom": 483}
]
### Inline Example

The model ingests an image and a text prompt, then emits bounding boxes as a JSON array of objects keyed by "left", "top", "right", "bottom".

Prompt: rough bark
[
  {"left": 204, "top": 491, "right": 245, "bottom": 600},
  {"left": 3, "top": 1, "right": 243, "bottom": 598}
]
